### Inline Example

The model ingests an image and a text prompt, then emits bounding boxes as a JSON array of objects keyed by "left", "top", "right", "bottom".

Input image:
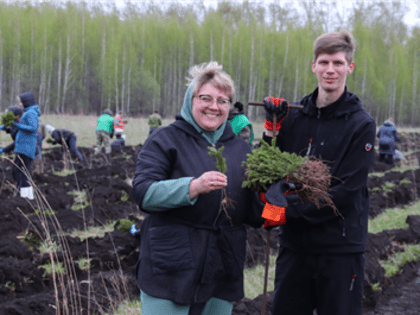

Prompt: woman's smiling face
[{"left": 191, "top": 82, "right": 231, "bottom": 132}]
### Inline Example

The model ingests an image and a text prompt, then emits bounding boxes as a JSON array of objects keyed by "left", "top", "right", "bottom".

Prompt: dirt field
[{"left": 0, "top": 134, "right": 419, "bottom": 314}]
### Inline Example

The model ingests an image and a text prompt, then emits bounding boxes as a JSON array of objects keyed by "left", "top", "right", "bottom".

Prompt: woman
[
  {"left": 132, "top": 62, "right": 264, "bottom": 315},
  {"left": 13, "top": 92, "right": 41, "bottom": 200}
]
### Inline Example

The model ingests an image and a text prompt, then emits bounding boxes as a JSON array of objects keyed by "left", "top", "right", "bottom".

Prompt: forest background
[{"left": 0, "top": 0, "right": 419, "bottom": 126}]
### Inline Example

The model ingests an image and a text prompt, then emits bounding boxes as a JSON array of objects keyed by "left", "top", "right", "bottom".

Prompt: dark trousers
[
  {"left": 378, "top": 153, "right": 394, "bottom": 165},
  {"left": 12, "top": 153, "right": 33, "bottom": 189},
  {"left": 62, "top": 135, "right": 83, "bottom": 161},
  {"left": 271, "top": 247, "right": 364, "bottom": 315}
]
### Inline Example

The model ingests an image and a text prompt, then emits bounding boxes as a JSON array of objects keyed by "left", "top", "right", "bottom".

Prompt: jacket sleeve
[
  {"left": 14, "top": 112, "right": 38, "bottom": 133},
  {"left": 3, "top": 142, "right": 15, "bottom": 153},
  {"left": 281, "top": 119, "right": 376, "bottom": 224},
  {"left": 132, "top": 129, "right": 196, "bottom": 213}
]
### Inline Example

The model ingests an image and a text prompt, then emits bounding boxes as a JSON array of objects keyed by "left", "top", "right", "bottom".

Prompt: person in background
[
  {"left": 45, "top": 125, "right": 84, "bottom": 162},
  {"left": 114, "top": 110, "right": 127, "bottom": 137},
  {"left": 377, "top": 117, "right": 400, "bottom": 165},
  {"left": 132, "top": 61, "right": 264, "bottom": 315},
  {"left": 111, "top": 133, "right": 126, "bottom": 147},
  {"left": 95, "top": 109, "right": 114, "bottom": 154},
  {"left": 0, "top": 106, "right": 24, "bottom": 155},
  {"left": 261, "top": 30, "right": 376, "bottom": 315},
  {"left": 147, "top": 109, "right": 162, "bottom": 136},
  {"left": 228, "top": 101, "right": 254, "bottom": 149},
  {"left": 13, "top": 92, "right": 41, "bottom": 200}
]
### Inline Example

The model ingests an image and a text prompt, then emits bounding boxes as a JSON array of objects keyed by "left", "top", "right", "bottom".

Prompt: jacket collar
[{"left": 301, "top": 87, "right": 362, "bottom": 120}]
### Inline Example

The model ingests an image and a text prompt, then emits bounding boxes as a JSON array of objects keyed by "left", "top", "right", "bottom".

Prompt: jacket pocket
[{"left": 149, "top": 226, "right": 195, "bottom": 274}]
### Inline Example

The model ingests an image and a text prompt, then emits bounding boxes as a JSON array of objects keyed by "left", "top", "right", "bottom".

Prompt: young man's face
[{"left": 312, "top": 51, "right": 354, "bottom": 94}]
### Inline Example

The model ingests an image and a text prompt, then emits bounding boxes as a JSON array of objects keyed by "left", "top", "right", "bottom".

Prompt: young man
[
  {"left": 262, "top": 30, "right": 376, "bottom": 315},
  {"left": 377, "top": 117, "right": 400, "bottom": 165}
]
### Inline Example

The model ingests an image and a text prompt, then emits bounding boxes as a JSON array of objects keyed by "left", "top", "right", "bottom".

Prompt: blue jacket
[
  {"left": 377, "top": 120, "right": 400, "bottom": 155},
  {"left": 14, "top": 105, "right": 41, "bottom": 159},
  {"left": 264, "top": 88, "right": 376, "bottom": 254}
]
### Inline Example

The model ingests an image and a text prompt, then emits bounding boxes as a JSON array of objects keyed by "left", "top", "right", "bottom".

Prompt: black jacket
[
  {"left": 264, "top": 88, "right": 376, "bottom": 254},
  {"left": 3, "top": 125, "right": 19, "bottom": 153},
  {"left": 132, "top": 116, "right": 264, "bottom": 305},
  {"left": 51, "top": 129, "right": 75, "bottom": 146},
  {"left": 111, "top": 138, "right": 125, "bottom": 147}
]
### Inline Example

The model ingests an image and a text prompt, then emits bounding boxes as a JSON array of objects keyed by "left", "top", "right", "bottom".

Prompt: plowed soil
[{"left": 0, "top": 134, "right": 419, "bottom": 314}]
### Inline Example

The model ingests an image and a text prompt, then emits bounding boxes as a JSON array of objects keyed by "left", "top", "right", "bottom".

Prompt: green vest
[
  {"left": 96, "top": 114, "right": 114, "bottom": 133},
  {"left": 229, "top": 114, "right": 254, "bottom": 146}
]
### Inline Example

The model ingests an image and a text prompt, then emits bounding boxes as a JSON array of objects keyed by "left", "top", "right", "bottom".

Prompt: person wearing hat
[
  {"left": 95, "top": 109, "right": 114, "bottom": 154},
  {"left": 111, "top": 133, "right": 126, "bottom": 147},
  {"left": 228, "top": 101, "right": 254, "bottom": 149},
  {"left": 377, "top": 117, "right": 400, "bottom": 165},
  {"left": 45, "top": 125, "right": 84, "bottom": 162},
  {"left": 13, "top": 92, "right": 41, "bottom": 200},
  {"left": 0, "top": 106, "right": 24, "bottom": 155}
]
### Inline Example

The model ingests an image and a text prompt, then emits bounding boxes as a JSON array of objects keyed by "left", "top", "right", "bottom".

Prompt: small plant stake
[{"left": 208, "top": 145, "right": 234, "bottom": 226}]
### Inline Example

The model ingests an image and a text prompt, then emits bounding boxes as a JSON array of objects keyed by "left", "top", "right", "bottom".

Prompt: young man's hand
[{"left": 263, "top": 97, "right": 289, "bottom": 131}]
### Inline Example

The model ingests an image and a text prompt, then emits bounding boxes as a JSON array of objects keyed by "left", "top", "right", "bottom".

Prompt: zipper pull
[{"left": 306, "top": 138, "right": 313, "bottom": 156}]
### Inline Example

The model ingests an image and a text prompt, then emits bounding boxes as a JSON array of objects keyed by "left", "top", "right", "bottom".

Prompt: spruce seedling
[
  {"left": 208, "top": 145, "right": 233, "bottom": 226},
  {"left": 1, "top": 111, "right": 15, "bottom": 127}
]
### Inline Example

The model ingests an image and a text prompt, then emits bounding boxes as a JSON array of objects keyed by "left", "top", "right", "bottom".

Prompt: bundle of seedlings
[
  {"left": 208, "top": 146, "right": 234, "bottom": 226},
  {"left": 1, "top": 111, "right": 15, "bottom": 127},
  {"left": 242, "top": 138, "right": 339, "bottom": 215}
]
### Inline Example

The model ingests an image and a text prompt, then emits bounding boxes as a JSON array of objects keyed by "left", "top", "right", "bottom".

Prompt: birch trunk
[
  {"left": 268, "top": 41, "right": 275, "bottom": 96},
  {"left": 107, "top": 75, "right": 111, "bottom": 110},
  {"left": 411, "top": 52, "right": 418, "bottom": 126},
  {"left": 61, "top": 35, "right": 72, "bottom": 113},
  {"left": 293, "top": 60, "right": 299, "bottom": 101},
  {"left": 221, "top": 28, "right": 225, "bottom": 65},
  {"left": 39, "top": 29, "right": 48, "bottom": 109},
  {"left": 0, "top": 31, "right": 3, "bottom": 110},
  {"left": 100, "top": 30, "right": 106, "bottom": 111},
  {"left": 45, "top": 52, "right": 53, "bottom": 114},
  {"left": 189, "top": 33, "right": 194, "bottom": 68},
  {"left": 115, "top": 52, "right": 119, "bottom": 112},
  {"left": 235, "top": 42, "right": 242, "bottom": 104},
  {"left": 30, "top": 25, "right": 34, "bottom": 90},
  {"left": 56, "top": 37, "right": 62, "bottom": 113},
  {"left": 247, "top": 35, "right": 255, "bottom": 119},
  {"left": 81, "top": 13, "right": 85, "bottom": 86},
  {"left": 127, "top": 64, "right": 131, "bottom": 115},
  {"left": 121, "top": 47, "right": 126, "bottom": 114},
  {"left": 210, "top": 31, "right": 213, "bottom": 61},
  {"left": 277, "top": 34, "right": 289, "bottom": 97}
]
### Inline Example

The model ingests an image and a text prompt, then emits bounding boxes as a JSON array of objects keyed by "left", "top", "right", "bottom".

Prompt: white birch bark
[
  {"left": 56, "top": 37, "right": 62, "bottom": 113},
  {"left": 293, "top": 60, "right": 299, "bottom": 101},
  {"left": 268, "top": 41, "right": 275, "bottom": 96},
  {"left": 277, "top": 34, "right": 289, "bottom": 97},
  {"left": 0, "top": 31, "right": 3, "bottom": 110},
  {"left": 189, "top": 33, "right": 194, "bottom": 68},
  {"left": 210, "top": 31, "right": 213, "bottom": 61},
  {"left": 411, "top": 51, "right": 418, "bottom": 126},
  {"left": 100, "top": 30, "right": 106, "bottom": 110},
  {"left": 247, "top": 35, "right": 255, "bottom": 119},
  {"left": 61, "top": 35, "right": 73, "bottom": 113},
  {"left": 121, "top": 47, "right": 126, "bottom": 114},
  {"left": 115, "top": 52, "right": 119, "bottom": 112},
  {"left": 127, "top": 63, "right": 132, "bottom": 115}
]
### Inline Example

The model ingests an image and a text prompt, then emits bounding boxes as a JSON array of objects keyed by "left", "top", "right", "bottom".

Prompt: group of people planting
[
  {"left": 0, "top": 98, "right": 133, "bottom": 200},
  {"left": 132, "top": 29, "right": 376, "bottom": 315}
]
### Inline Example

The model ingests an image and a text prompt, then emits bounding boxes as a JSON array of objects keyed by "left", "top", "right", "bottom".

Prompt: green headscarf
[{"left": 180, "top": 81, "right": 227, "bottom": 145}]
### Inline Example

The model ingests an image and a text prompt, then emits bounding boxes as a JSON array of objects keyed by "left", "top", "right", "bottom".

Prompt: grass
[
  {"left": 369, "top": 164, "right": 419, "bottom": 177},
  {"left": 68, "top": 189, "right": 91, "bottom": 211},
  {"left": 368, "top": 201, "right": 420, "bottom": 234},
  {"left": 243, "top": 255, "right": 277, "bottom": 299},
  {"left": 381, "top": 244, "right": 420, "bottom": 277}
]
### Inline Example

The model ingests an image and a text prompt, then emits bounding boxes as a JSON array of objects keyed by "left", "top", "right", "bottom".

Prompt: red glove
[
  {"left": 263, "top": 97, "right": 289, "bottom": 131},
  {"left": 262, "top": 203, "right": 286, "bottom": 229}
]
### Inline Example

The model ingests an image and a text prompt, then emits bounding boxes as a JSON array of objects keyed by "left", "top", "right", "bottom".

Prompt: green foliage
[
  {"left": 400, "top": 178, "right": 411, "bottom": 185},
  {"left": 208, "top": 146, "right": 227, "bottom": 174},
  {"left": 1, "top": 111, "right": 15, "bottom": 127},
  {"left": 118, "top": 219, "right": 134, "bottom": 233},
  {"left": 242, "top": 138, "right": 307, "bottom": 191},
  {"left": 371, "top": 282, "right": 381, "bottom": 291},
  {"left": 45, "top": 138, "right": 53, "bottom": 144}
]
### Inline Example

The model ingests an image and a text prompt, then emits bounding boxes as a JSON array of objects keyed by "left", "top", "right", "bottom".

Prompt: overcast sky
[{"left": 22, "top": 0, "right": 420, "bottom": 28}]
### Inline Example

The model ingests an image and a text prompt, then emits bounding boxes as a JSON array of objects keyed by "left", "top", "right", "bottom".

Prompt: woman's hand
[{"left": 189, "top": 171, "right": 228, "bottom": 200}]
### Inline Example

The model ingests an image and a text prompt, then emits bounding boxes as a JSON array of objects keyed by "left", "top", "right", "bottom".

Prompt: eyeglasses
[{"left": 197, "top": 95, "right": 231, "bottom": 106}]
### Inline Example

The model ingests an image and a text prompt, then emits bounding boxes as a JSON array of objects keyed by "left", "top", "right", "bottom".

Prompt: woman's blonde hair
[{"left": 187, "top": 61, "right": 235, "bottom": 101}]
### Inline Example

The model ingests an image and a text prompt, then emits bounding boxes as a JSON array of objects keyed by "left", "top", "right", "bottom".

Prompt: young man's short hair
[{"left": 313, "top": 29, "right": 356, "bottom": 64}]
